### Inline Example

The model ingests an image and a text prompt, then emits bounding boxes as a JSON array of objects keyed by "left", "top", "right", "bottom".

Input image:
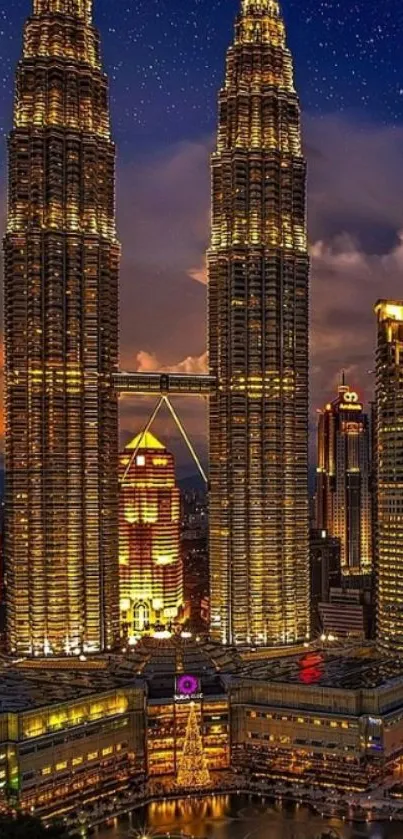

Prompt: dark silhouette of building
[
  {"left": 310, "top": 529, "right": 341, "bottom": 637},
  {"left": 319, "top": 587, "right": 372, "bottom": 641},
  {"left": 181, "top": 491, "right": 209, "bottom": 631}
]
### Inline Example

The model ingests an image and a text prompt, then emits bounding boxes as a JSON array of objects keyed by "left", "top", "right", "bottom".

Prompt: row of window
[{"left": 247, "top": 710, "right": 357, "bottom": 729}]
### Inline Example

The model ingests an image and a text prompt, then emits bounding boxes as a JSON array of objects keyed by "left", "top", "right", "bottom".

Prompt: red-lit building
[
  {"left": 316, "top": 383, "right": 372, "bottom": 577},
  {"left": 119, "top": 432, "right": 183, "bottom": 636}
]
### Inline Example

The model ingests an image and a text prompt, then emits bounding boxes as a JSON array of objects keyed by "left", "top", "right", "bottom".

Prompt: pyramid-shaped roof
[{"left": 125, "top": 431, "right": 165, "bottom": 451}]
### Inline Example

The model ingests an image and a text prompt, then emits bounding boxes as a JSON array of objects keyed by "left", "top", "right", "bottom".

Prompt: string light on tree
[{"left": 176, "top": 702, "right": 211, "bottom": 789}]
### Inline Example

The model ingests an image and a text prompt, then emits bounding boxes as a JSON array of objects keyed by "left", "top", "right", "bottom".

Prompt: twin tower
[{"left": 4, "top": 0, "right": 310, "bottom": 655}]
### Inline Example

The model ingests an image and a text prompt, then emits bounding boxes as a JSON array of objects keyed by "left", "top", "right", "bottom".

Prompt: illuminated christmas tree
[{"left": 177, "top": 703, "right": 211, "bottom": 788}]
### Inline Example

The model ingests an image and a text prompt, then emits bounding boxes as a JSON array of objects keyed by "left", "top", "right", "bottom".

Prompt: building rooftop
[
  {"left": 0, "top": 656, "right": 147, "bottom": 714},
  {"left": 2, "top": 640, "right": 403, "bottom": 713},
  {"left": 132, "top": 637, "right": 233, "bottom": 700},
  {"left": 375, "top": 299, "right": 403, "bottom": 322},
  {"left": 0, "top": 638, "right": 239, "bottom": 713},
  {"left": 125, "top": 431, "right": 165, "bottom": 451},
  {"left": 235, "top": 646, "right": 403, "bottom": 691}
]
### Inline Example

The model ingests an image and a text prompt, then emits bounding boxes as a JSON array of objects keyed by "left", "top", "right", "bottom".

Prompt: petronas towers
[
  {"left": 209, "top": 0, "right": 310, "bottom": 645},
  {"left": 5, "top": 0, "right": 119, "bottom": 655},
  {"left": 5, "top": 0, "right": 309, "bottom": 653}
]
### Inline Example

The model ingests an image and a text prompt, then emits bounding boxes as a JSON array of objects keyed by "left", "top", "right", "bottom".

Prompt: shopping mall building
[{"left": 2, "top": 639, "right": 403, "bottom": 818}]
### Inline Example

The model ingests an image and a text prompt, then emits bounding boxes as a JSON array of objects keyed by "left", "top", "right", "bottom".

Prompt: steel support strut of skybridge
[{"left": 112, "top": 371, "right": 217, "bottom": 485}]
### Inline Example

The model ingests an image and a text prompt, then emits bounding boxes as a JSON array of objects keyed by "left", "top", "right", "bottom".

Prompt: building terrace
[{"left": 235, "top": 646, "right": 403, "bottom": 692}]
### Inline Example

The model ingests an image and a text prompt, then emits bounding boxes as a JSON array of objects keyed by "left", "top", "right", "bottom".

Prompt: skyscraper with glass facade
[
  {"left": 4, "top": 0, "right": 120, "bottom": 655},
  {"left": 375, "top": 300, "right": 403, "bottom": 653},
  {"left": 316, "top": 382, "right": 372, "bottom": 577},
  {"left": 209, "top": 0, "right": 310, "bottom": 646}
]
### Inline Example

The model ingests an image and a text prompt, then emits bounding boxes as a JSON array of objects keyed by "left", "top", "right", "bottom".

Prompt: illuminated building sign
[
  {"left": 175, "top": 674, "right": 203, "bottom": 702},
  {"left": 340, "top": 391, "right": 362, "bottom": 411},
  {"left": 343, "top": 391, "right": 359, "bottom": 404},
  {"left": 298, "top": 653, "right": 324, "bottom": 685}
]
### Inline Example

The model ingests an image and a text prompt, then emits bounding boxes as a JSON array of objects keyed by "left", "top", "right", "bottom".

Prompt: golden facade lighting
[
  {"left": 315, "top": 383, "right": 372, "bottom": 575},
  {"left": 209, "top": 0, "right": 309, "bottom": 645},
  {"left": 4, "top": 0, "right": 120, "bottom": 655},
  {"left": 375, "top": 300, "right": 403, "bottom": 653},
  {"left": 119, "top": 432, "right": 183, "bottom": 634}
]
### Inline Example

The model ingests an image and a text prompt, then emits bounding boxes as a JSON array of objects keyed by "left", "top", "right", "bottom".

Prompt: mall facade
[{"left": 2, "top": 640, "right": 403, "bottom": 817}]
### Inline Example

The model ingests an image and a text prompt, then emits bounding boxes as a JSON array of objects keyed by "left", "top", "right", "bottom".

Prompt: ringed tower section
[
  {"left": 209, "top": 0, "right": 310, "bottom": 645},
  {"left": 4, "top": 0, "right": 120, "bottom": 655}
]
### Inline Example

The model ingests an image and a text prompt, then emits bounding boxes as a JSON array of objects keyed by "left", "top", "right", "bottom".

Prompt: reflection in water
[{"left": 94, "top": 794, "right": 403, "bottom": 839}]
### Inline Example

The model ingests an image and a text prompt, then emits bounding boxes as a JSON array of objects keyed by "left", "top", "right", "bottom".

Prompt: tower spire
[
  {"left": 236, "top": 0, "right": 289, "bottom": 70},
  {"left": 241, "top": 0, "right": 280, "bottom": 16},
  {"left": 33, "top": 0, "right": 92, "bottom": 20}
]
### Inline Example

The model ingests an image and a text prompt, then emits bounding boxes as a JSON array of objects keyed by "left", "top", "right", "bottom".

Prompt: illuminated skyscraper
[
  {"left": 315, "top": 382, "right": 372, "bottom": 576},
  {"left": 209, "top": 0, "right": 310, "bottom": 645},
  {"left": 4, "top": 0, "right": 120, "bottom": 655},
  {"left": 375, "top": 301, "right": 403, "bottom": 653},
  {"left": 119, "top": 432, "right": 183, "bottom": 635}
]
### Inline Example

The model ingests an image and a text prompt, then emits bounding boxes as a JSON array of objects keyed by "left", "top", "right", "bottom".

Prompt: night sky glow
[{"left": 1, "top": 0, "right": 403, "bottom": 473}]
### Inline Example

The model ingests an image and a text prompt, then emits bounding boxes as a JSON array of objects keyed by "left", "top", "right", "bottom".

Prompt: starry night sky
[
  {"left": 1, "top": 0, "right": 403, "bottom": 472},
  {"left": 1, "top": 1, "right": 402, "bottom": 146}
]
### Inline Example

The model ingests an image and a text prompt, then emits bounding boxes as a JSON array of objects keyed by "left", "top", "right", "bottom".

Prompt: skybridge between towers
[{"left": 113, "top": 371, "right": 217, "bottom": 397}]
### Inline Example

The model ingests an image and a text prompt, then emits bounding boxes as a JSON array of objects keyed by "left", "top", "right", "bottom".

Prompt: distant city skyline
[{"left": 1, "top": 2, "right": 403, "bottom": 474}]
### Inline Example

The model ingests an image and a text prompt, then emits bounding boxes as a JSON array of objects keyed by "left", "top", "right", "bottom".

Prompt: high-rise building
[
  {"left": 315, "top": 382, "right": 372, "bottom": 577},
  {"left": 4, "top": 0, "right": 120, "bottom": 655},
  {"left": 209, "top": 0, "right": 310, "bottom": 646},
  {"left": 119, "top": 432, "right": 183, "bottom": 635},
  {"left": 309, "top": 529, "right": 341, "bottom": 636},
  {"left": 375, "top": 300, "right": 403, "bottom": 653}
]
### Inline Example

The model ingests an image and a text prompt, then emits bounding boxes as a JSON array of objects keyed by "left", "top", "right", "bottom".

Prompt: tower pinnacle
[
  {"left": 33, "top": 0, "right": 92, "bottom": 20},
  {"left": 237, "top": 0, "right": 286, "bottom": 50},
  {"left": 241, "top": 0, "right": 280, "bottom": 15}
]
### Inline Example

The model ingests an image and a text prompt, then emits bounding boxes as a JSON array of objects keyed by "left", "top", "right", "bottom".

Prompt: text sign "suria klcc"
[{"left": 174, "top": 674, "right": 203, "bottom": 702}]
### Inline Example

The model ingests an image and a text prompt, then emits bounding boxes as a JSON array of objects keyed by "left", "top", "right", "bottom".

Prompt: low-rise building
[
  {"left": 231, "top": 648, "right": 403, "bottom": 790},
  {"left": 0, "top": 659, "right": 145, "bottom": 818},
  {"left": 0, "top": 639, "right": 231, "bottom": 818},
  {"left": 319, "top": 587, "right": 371, "bottom": 640},
  {"left": 4, "top": 639, "right": 403, "bottom": 819}
]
